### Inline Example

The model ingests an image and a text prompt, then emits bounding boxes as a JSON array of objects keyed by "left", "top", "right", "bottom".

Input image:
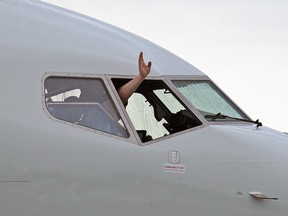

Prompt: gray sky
[{"left": 44, "top": 0, "right": 288, "bottom": 132}]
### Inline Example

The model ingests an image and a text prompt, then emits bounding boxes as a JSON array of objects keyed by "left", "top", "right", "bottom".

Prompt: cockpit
[{"left": 43, "top": 74, "right": 251, "bottom": 145}]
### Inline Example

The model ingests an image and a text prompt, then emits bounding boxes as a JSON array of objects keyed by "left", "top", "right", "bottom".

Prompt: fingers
[
  {"left": 138, "top": 52, "right": 143, "bottom": 67},
  {"left": 139, "top": 52, "right": 151, "bottom": 68},
  {"left": 148, "top": 61, "right": 152, "bottom": 68}
]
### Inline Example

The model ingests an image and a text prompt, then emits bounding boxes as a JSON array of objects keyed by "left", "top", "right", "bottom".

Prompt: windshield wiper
[{"left": 205, "top": 113, "right": 262, "bottom": 128}]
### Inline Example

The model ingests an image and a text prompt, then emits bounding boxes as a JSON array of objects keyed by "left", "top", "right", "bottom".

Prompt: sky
[{"left": 44, "top": 0, "right": 288, "bottom": 132}]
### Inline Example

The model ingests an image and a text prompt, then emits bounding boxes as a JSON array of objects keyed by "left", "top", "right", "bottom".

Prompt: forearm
[{"left": 117, "top": 74, "right": 145, "bottom": 105}]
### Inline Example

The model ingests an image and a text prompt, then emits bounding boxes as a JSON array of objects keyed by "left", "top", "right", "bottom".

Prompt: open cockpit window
[
  {"left": 113, "top": 79, "right": 202, "bottom": 142},
  {"left": 44, "top": 76, "right": 129, "bottom": 138},
  {"left": 172, "top": 80, "right": 249, "bottom": 122}
]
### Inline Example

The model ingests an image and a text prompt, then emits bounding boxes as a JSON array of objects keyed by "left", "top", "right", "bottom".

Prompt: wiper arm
[{"left": 205, "top": 113, "right": 262, "bottom": 128}]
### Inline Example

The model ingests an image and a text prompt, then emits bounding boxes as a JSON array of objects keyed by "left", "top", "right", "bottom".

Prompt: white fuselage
[{"left": 0, "top": 1, "right": 287, "bottom": 215}]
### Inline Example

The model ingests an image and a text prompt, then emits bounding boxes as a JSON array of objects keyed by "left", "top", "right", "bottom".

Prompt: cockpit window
[
  {"left": 172, "top": 80, "right": 249, "bottom": 121},
  {"left": 113, "top": 79, "right": 202, "bottom": 142},
  {"left": 44, "top": 76, "right": 129, "bottom": 138}
]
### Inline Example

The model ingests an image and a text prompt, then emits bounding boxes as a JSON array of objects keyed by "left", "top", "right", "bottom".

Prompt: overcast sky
[{"left": 44, "top": 0, "right": 288, "bottom": 132}]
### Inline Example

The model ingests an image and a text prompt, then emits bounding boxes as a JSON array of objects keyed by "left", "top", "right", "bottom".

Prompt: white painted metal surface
[{"left": 0, "top": 1, "right": 288, "bottom": 215}]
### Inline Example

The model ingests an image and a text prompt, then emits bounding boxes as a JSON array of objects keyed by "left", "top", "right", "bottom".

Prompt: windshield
[{"left": 172, "top": 80, "right": 249, "bottom": 121}]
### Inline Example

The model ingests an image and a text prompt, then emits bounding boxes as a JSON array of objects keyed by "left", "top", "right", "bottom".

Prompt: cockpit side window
[
  {"left": 44, "top": 76, "right": 129, "bottom": 138},
  {"left": 113, "top": 78, "right": 202, "bottom": 142}
]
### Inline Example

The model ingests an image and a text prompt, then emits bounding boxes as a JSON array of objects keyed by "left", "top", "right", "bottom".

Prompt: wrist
[{"left": 138, "top": 74, "right": 146, "bottom": 79}]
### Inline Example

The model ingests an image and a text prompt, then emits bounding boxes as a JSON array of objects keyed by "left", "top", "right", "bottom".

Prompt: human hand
[{"left": 138, "top": 52, "right": 152, "bottom": 78}]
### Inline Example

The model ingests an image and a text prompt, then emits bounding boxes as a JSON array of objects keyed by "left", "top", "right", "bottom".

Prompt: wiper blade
[{"left": 205, "top": 113, "right": 262, "bottom": 128}]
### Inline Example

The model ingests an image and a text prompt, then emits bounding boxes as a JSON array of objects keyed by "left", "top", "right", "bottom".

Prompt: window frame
[
  {"left": 41, "top": 72, "right": 138, "bottom": 143},
  {"left": 42, "top": 73, "right": 214, "bottom": 146},
  {"left": 107, "top": 75, "right": 206, "bottom": 145}
]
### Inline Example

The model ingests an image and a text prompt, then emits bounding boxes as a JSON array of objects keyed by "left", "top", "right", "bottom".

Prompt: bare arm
[{"left": 118, "top": 52, "right": 152, "bottom": 105}]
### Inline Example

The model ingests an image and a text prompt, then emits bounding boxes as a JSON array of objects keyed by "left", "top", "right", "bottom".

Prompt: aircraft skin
[{"left": 0, "top": 0, "right": 288, "bottom": 215}]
